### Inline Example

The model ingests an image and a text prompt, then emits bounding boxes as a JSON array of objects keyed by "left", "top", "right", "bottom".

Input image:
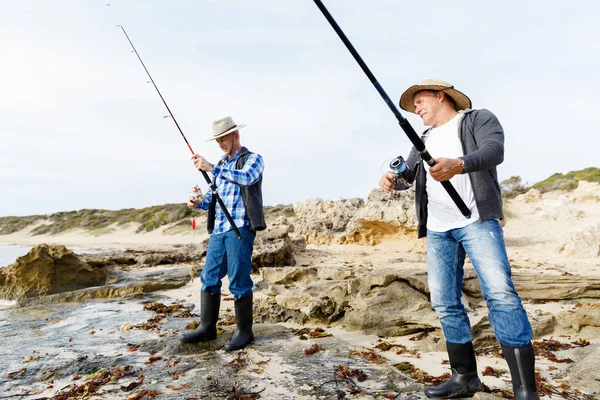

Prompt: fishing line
[{"left": 117, "top": 25, "right": 242, "bottom": 239}]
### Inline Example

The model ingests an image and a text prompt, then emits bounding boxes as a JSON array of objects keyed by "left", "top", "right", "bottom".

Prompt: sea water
[{"left": 0, "top": 244, "right": 35, "bottom": 268}]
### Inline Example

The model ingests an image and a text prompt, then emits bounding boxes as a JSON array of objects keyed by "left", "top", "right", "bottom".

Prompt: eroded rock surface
[
  {"left": 0, "top": 244, "right": 107, "bottom": 300},
  {"left": 557, "top": 224, "right": 600, "bottom": 258},
  {"left": 293, "top": 189, "right": 417, "bottom": 245},
  {"left": 255, "top": 265, "right": 438, "bottom": 336},
  {"left": 255, "top": 265, "right": 600, "bottom": 342},
  {"left": 293, "top": 197, "right": 365, "bottom": 245},
  {"left": 252, "top": 224, "right": 297, "bottom": 269}
]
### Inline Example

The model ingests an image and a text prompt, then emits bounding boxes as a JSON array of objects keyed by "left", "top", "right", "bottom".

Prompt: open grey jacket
[{"left": 396, "top": 109, "right": 504, "bottom": 238}]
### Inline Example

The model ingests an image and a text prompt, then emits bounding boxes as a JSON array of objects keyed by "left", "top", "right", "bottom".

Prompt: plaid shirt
[{"left": 197, "top": 149, "right": 264, "bottom": 234}]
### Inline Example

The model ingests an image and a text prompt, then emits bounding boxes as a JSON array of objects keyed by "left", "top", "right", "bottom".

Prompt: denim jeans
[
  {"left": 427, "top": 220, "right": 532, "bottom": 347},
  {"left": 201, "top": 226, "right": 255, "bottom": 299}
]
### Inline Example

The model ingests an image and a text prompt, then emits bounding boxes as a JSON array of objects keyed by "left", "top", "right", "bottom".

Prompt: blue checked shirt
[{"left": 197, "top": 150, "right": 264, "bottom": 234}]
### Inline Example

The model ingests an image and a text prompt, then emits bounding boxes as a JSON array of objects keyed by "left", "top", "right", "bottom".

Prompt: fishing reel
[
  {"left": 191, "top": 185, "right": 203, "bottom": 201},
  {"left": 189, "top": 185, "right": 204, "bottom": 231},
  {"left": 389, "top": 155, "right": 415, "bottom": 187}
]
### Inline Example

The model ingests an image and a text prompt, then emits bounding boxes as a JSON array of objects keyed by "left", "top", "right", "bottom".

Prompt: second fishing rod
[
  {"left": 118, "top": 25, "right": 242, "bottom": 239},
  {"left": 312, "top": 0, "right": 471, "bottom": 219}
]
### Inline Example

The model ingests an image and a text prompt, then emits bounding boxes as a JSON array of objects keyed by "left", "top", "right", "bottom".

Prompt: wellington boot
[
  {"left": 180, "top": 292, "right": 220, "bottom": 343},
  {"left": 502, "top": 343, "right": 539, "bottom": 400},
  {"left": 224, "top": 294, "right": 254, "bottom": 351},
  {"left": 424, "top": 341, "right": 483, "bottom": 399}
]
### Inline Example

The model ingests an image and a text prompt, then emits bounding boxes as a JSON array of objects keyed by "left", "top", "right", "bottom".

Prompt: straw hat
[
  {"left": 205, "top": 116, "right": 246, "bottom": 142},
  {"left": 399, "top": 79, "right": 472, "bottom": 114}
]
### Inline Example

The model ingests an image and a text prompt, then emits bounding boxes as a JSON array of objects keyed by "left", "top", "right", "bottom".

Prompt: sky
[{"left": 1, "top": 0, "right": 599, "bottom": 217}]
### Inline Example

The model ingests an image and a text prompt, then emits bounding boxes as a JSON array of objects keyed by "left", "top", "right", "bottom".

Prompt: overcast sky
[{"left": 1, "top": 0, "right": 598, "bottom": 217}]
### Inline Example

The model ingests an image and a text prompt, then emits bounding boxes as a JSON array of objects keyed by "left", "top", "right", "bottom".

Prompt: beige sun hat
[
  {"left": 399, "top": 79, "right": 472, "bottom": 114},
  {"left": 205, "top": 116, "right": 246, "bottom": 142}
]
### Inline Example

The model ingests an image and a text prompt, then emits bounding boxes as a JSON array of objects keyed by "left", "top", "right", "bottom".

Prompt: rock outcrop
[
  {"left": 252, "top": 224, "right": 297, "bottom": 270},
  {"left": 255, "top": 264, "right": 600, "bottom": 340},
  {"left": 464, "top": 270, "right": 600, "bottom": 300},
  {"left": 293, "top": 197, "right": 364, "bottom": 245},
  {"left": 341, "top": 189, "right": 417, "bottom": 245},
  {"left": 557, "top": 224, "right": 600, "bottom": 258},
  {"left": 513, "top": 181, "right": 600, "bottom": 221},
  {"left": 255, "top": 265, "right": 439, "bottom": 336},
  {"left": 20, "top": 267, "right": 192, "bottom": 305},
  {"left": 570, "top": 181, "right": 600, "bottom": 203},
  {"left": 82, "top": 243, "right": 208, "bottom": 269},
  {"left": 293, "top": 189, "right": 417, "bottom": 245},
  {"left": 0, "top": 244, "right": 107, "bottom": 300}
]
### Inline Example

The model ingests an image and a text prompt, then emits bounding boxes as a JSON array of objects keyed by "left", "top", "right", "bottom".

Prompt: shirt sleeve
[
  {"left": 196, "top": 189, "right": 212, "bottom": 210},
  {"left": 460, "top": 109, "right": 504, "bottom": 173},
  {"left": 212, "top": 153, "right": 264, "bottom": 187}
]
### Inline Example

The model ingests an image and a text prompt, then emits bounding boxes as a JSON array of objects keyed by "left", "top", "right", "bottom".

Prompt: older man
[
  {"left": 181, "top": 116, "right": 266, "bottom": 351},
  {"left": 379, "top": 80, "right": 538, "bottom": 400}
]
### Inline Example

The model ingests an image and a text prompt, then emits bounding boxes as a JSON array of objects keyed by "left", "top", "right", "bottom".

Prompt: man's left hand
[
  {"left": 429, "top": 158, "right": 463, "bottom": 182},
  {"left": 192, "top": 154, "right": 214, "bottom": 172}
]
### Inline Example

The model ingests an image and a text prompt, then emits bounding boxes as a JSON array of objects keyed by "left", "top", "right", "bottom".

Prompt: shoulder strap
[
  {"left": 235, "top": 149, "right": 253, "bottom": 169},
  {"left": 421, "top": 127, "right": 432, "bottom": 142}
]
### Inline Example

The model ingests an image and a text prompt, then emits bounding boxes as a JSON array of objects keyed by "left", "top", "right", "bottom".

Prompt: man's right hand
[
  {"left": 379, "top": 172, "right": 397, "bottom": 193},
  {"left": 187, "top": 195, "right": 202, "bottom": 209}
]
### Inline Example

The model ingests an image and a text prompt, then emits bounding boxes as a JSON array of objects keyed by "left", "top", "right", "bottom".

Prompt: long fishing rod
[
  {"left": 118, "top": 25, "right": 242, "bottom": 239},
  {"left": 312, "top": 1, "right": 471, "bottom": 218}
]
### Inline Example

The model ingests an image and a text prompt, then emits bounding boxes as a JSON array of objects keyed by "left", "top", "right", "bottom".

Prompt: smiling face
[
  {"left": 215, "top": 131, "right": 241, "bottom": 157},
  {"left": 413, "top": 90, "right": 445, "bottom": 127},
  {"left": 412, "top": 89, "right": 460, "bottom": 128}
]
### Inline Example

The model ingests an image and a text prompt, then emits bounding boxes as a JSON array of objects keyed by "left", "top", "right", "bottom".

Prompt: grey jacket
[{"left": 398, "top": 109, "right": 504, "bottom": 238}]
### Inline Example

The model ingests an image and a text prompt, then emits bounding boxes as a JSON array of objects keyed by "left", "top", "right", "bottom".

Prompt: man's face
[
  {"left": 216, "top": 132, "right": 236, "bottom": 155},
  {"left": 413, "top": 90, "right": 441, "bottom": 126}
]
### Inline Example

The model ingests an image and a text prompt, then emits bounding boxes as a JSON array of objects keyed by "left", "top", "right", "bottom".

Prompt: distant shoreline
[{"left": 0, "top": 218, "right": 207, "bottom": 252}]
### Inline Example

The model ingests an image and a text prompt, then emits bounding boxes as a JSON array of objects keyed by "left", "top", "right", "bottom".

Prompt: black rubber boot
[
  {"left": 502, "top": 343, "right": 539, "bottom": 400},
  {"left": 424, "top": 341, "right": 483, "bottom": 399},
  {"left": 180, "top": 292, "right": 220, "bottom": 343},
  {"left": 224, "top": 294, "right": 254, "bottom": 351}
]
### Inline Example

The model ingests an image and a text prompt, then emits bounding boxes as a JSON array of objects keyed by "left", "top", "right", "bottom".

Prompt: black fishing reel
[{"left": 389, "top": 155, "right": 415, "bottom": 187}]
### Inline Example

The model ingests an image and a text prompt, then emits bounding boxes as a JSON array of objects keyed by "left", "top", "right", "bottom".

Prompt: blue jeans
[
  {"left": 427, "top": 220, "right": 532, "bottom": 347},
  {"left": 201, "top": 226, "right": 255, "bottom": 299}
]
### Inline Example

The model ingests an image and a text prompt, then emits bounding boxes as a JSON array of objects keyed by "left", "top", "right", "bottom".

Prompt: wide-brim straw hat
[
  {"left": 205, "top": 116, "right": 246, "bottom": 142},
  {"left": 399, "top": 79, "right": 472, "bottom": 114}
]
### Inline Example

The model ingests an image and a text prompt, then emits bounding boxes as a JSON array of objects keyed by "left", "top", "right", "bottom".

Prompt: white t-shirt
[{"left": 423, "top": 112, "right": 480, "bottom": 232}]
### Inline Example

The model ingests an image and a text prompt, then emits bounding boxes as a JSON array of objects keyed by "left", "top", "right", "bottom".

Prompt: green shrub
[
  {"left": 2, "top": 201, "right": 291, "bottom": 236},
  {"left": 0, "top": 215, "right": 42, "bottom": 235},
  {"left": 5, "top": 204, "right": 199, "bottom": 235},
  {"left": 532, "top": 167, "right": 599, "bottom": 193},
  {"left": 500, "top": 176, "right": 527, "bottom": 199}
]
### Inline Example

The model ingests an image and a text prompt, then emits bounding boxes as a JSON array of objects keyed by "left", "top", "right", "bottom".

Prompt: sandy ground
[
  {"left": 0, "top": 220, "right": 209, "bottom": 251},
  {"left": 502, "top": 197, "right": 600, "bottom": 275}
]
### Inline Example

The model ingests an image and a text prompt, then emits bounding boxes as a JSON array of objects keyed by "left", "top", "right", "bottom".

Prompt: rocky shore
[{"left": 1, "top": 183, "right": 600, "bottom": 399}]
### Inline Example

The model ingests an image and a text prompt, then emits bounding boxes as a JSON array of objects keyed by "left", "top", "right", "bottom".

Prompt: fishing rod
[
  {"left": 118, "top": 25, "right": 242, "bottom": 239},
  {"left": 312, "top": 1, "right": 471, "bottom": 218}
]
